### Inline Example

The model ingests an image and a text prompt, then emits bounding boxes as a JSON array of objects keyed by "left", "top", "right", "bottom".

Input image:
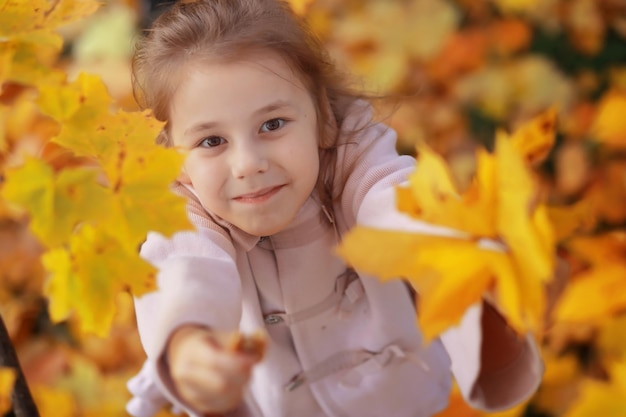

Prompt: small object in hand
[{"left": 224, "top": 331, "right": 267, "bottom": 362}]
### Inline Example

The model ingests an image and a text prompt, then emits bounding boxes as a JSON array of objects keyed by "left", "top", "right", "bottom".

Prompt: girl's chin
[{"left": 240, "top": 224, "right": 286, "bottom": 237}]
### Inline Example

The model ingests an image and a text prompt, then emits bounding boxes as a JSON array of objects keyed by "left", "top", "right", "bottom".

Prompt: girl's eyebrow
[
  {"left": 184, "top": 100, "right": 296, "bottom": 136},
  {"left": 253, "top": 99, "right": 294, "bottom": 116}
]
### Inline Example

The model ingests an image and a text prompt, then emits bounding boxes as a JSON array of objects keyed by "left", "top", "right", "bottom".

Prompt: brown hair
[{"left": 132, "top": 0, "right": 367, "bottom": 210}]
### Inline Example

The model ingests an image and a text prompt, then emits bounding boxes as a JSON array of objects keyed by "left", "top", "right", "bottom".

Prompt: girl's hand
[{"left": 166, "top": 325, "right": 265, "bottom": 415}]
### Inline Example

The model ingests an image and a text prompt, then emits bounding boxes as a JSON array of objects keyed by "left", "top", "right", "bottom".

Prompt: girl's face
[{"left": 169, "top": 53, "right": 320, "bottom": 236}]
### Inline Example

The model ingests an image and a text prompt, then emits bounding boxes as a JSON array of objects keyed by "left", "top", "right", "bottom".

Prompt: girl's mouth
[{"left": 234, "top": 185, "right": 284, "bottom": 203}]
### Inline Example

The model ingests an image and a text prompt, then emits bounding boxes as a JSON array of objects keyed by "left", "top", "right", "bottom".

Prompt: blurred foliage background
[{"left": 1, "top": 0, "right": 626, "bottom": 416}]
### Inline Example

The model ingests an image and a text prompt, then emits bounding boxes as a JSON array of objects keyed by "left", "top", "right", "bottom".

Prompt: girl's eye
[
  {"left": 260, "top": 118, "right": 285, "bottom": 132},
  {"left": 199, "top": 136, "right": 225, "bottom": 147}
]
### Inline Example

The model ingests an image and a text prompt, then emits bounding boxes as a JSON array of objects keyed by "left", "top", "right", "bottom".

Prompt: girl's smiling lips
[{"left": 233, "top": 185, "right": 285, "bottom": 203}]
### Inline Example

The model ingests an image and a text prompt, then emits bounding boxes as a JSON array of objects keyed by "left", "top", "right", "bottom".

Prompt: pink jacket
[{"left": 127, "top": 101, "right": 543, "bottom": 417}]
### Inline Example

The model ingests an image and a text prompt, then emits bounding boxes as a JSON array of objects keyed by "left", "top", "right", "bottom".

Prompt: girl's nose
[{"left": 230, "top": 141, "right": 269, "bottom": 179}]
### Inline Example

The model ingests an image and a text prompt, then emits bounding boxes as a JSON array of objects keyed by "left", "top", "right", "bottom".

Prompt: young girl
[{"left": 126, "top": 0, "right": 544, "bottom": 416}]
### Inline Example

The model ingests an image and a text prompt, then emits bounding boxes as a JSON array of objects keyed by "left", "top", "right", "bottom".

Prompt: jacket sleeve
[
  {"left": 440, "top": 302, "right": 543, "bottom": 411},
  {"left": 130, "top": 225, "right": 244, "bottom": 416},
  {"left": 337, "top": 101, "right": 543, "bottom": 411}
]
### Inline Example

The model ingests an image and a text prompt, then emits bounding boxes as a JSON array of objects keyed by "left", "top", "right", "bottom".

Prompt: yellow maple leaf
[
  {"left": 103, "top": 143, "right": 192, "bottom": 249},
  {"left": 0, "top": 0, "right": 49, "bottom": 39},
  {"left": 0, "top": 0, "right": 100, "bottom": 88},
  {"left": 495, "top": 130, "right": 554, "bottom": 330},
  {"left": 39, "top": 78, "right": 191, "bottom": 247},
  {"left": 44, "top": 0, "right": 101, "bottom": 29},
  {"left": 338, "top": 111, "right": 555, "bottom": 339},
  {"left": 554, "top": 233, "right": 626, "bottom": 324},
  {"left": 41, "top": 73, "right": 114, "bottom": 157},
  {"left": 42, "top": 224, "right": 157, "bottom": 336},
  {"left": 399, "top": 145, "right": 497, "bottom": 237},
  {"left": 5, "top": 42, "right": 66, "bottom": 88},
  {"left": 563, "top": 359, "right": 626, "bottom": 417},
  {"left": 0, "top": 158, "right": 111, "bottom": 247},
  {"left": 87, "top": 110, "right": 192, "bottom": 247},
  {"left": 0, "top": 0, "right": 98, "bottom": 34},
  {"left": 509, "top": 107, "right": 557, "bottom": 165},
  {"left": 591, "top": 91, "right": 626, "bottom": 147},
  {"left": 0, "top": 367, "right": 15, "bottom": 415}
]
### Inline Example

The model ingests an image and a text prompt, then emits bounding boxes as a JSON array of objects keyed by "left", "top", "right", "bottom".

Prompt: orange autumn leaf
[
  {"left": 426, "top": 30, "right": 487, "bottom": 82},
  {"left": 489, "top": 19, "right": 532, "bottom": 55}
]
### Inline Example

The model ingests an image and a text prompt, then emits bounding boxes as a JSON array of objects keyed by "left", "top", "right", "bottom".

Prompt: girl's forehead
[
  {"left": 168, "top": 52, "right": 319, "bottom": 139},
  {"left": 187, "top": 49, "right": 308, "bottom": 89}
]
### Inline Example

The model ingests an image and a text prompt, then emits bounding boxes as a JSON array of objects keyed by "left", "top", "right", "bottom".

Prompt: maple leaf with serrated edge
[
  {"left": 90, "top": 109, "right": 192, "bottom": 248},
  {"left": 495, "top": 130, "right": 554, "bottom": 329},
  {"left": 40, "top": 73, "right": 115, "bottom": 158},
  {"left": 509, "top": 107, "right": 557, "bottom": 165},
  {"left": 0, "top": 158, "right": 111, "bottom": 247},
  {"left": 0, "top": 0, "right": 100, "bottom": 88},
  {"left": 397, "top": 145, "right": 497, "bottom": 237},
  {"left": 38, "top": 76, "right": 192, "bottom": 247},
  {"left": 103, "top": 143, "right": 192, "bottom": 250},
  {"left": 337, "top": 111, "right": 555, "bottom": 339},
  {"left": 42, "top": 224, "right": 157, "bottom": 337}
]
